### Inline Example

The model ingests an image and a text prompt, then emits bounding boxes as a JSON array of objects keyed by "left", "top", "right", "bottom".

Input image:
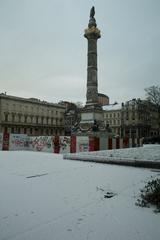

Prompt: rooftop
[{"left": 103, "top": 103, "right": 121, "bottom": 111}]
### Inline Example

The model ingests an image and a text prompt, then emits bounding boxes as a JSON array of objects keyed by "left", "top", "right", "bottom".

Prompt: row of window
[
  {"left": 4, "top": 113, "right": 64, "bottom": 125},
  {"left": 106, "top": 119, "right": 121, "bottom": 125},
  {"left": 4, "top": 127, "right": 63, "bottom": 136},
  {"left": 104, "top": 112, "right": 120, "bottom": 118},
  {"left": 4, "top": 103, "right": 64, "bottom": 116},
  {"left": 124, "top": 112, "right": 151, "bottom": 121}
]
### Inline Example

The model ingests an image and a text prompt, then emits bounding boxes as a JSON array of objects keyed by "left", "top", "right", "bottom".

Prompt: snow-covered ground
[
  {"left": 64, "top": 145, "right": 160, "bottom": 164},
  {"left": 0, "top": 150, "right": 160, "bottom": 240}
]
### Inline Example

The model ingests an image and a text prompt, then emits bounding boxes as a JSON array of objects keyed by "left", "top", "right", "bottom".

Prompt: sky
[{"left": 0, "top": 0, "right": 160, "bottom": 105}]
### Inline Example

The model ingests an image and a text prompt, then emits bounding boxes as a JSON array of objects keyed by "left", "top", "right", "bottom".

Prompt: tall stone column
[
  {"left": 73, "top": 7, "right": 111, "bottom": 136},
  {"left": 77, "top": 6, "right": 105, "bottom": 133},
  {"left": 84, "top": 7, "right": 101, "bottom": 108}
]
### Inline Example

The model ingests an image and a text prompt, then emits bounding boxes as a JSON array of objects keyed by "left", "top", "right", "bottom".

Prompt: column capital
[{"left": 84, "top": 26, "right": 101, "bottom": 39}]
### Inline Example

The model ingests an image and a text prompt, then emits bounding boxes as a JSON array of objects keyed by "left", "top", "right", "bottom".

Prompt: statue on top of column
[
  {"left": 88, "top": 6, "right": 97, "bottom": 28},
  {"left": 90, "top": 6, "right": 95, "bottom": 18}
]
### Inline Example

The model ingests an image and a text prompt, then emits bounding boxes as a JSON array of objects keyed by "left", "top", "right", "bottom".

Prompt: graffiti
[
  {"left": 0, "top": 133, "right": 141, "bottom": 153},
  {"left": 79, "top": 143, "right": 89, "bottom": 152},
  {"left": 9, "top": 134, "right": 29, "bottom": 150},
  {"left": 29, "top": 136, "right": 53, "bottom": 152},
  {"left": 59, "top": 136, "right": 71, "bottom": 153},
  {"left": 77, "top": 136, "right": 89, "bottom": 152}
]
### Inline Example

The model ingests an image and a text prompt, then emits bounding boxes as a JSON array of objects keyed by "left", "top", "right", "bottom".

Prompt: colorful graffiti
[
  {"left": 76, "top": 136, "right": 89, "bottom": 152},
  {"left": 29, "top": 136, "right": 53, "bottom": 152},
  {"left": 9, "top": 134, "right": 29, "bottom": 151},
  {"left": 59, "top": 136, "right": 71, "bottom": 154},
  {"left": 0, "top": 133, "right": 143, "bottom": 153}
]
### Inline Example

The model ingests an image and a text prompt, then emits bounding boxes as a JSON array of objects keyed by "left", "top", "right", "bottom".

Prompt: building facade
[
  {"left": 103, "top": 99, "right": 159, "bottom": 138},
  {"left": 0, "top": 93, "right": 65, "bottom": 136},
  {"left": 103, "top": 103, "right": 122, "bottom": 136},
  {"left": 121, "top": 99, "right": 159, "bottom": 138}
]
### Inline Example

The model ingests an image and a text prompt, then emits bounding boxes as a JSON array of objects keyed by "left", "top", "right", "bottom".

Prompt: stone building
[
  {"left": 121, "top": 99, "right": 159, "bottom": 138},
  {"left": 103, "top": 103, "right": 122, "bottom": 136},
  {"left": 0, "top": 93, "right": 65, "bottom": 136}
]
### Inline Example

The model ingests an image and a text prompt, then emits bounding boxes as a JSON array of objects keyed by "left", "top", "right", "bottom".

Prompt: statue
[
  {"left": 90, "top": 6, "right": 95, "bottom": 18},
  {"left": 88, "top": 6, "right": 97, "bottom": 28},
  {"left": 92, "top": 120, "right": 99, "bottom": 132}
]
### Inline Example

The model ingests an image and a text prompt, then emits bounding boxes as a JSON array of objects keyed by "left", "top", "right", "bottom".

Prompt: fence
[{"left": 0, "top": 133, "right": 143, "bottom": 153}]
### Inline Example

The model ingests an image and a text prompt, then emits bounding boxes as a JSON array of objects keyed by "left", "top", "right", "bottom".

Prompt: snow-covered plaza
[{"left": 0, "top": 148, "right": 160, "bottom": 240}]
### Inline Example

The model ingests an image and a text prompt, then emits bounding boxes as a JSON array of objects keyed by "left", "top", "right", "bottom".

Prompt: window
[
  {"left": 126, "top": 112, "right": 129, "bottom": 120},
  {"left": 12, "top": 114, "right": 15, "bottom": 122},
  {"left": 41, "top": 117, "right": 44, "bottom": 124},
  {"left": 46, "top": 129, "right": 49, "bottom": 135},
  {"left": 18, "top": 114, "right": 21, "bottom": 123},
  {"left": 24, "top": 116, "right": 27, "bottom": 123},
  {"left": 4, "top": 113, "right": 8, "bottom": 122},
  {"left": 36, "top": 116, "right": 38, "bottom": 124},
  {"left": 30, "top": 128, "right": 33, "bottom": 135},
  {"left": 30, "top": 116, "right": 33, "bottom": 123}
]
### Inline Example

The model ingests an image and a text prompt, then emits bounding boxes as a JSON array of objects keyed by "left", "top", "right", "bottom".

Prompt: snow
[
  {"left": 0, "top": 150, "right": 160, "bottom": 240},
  {"left": 103, "top": 103, "right": 121, "bottom": 111},
  {"left": 64, "top": 145, "right": 160, "bottom": 165}
]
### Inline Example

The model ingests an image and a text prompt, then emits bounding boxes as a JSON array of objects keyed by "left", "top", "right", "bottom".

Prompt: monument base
[
  {"left": 80, "top": 108, "right": 104, "bottom": 130},
  {"left": 72, "top": 106, "right": 113, "bottom": 138}
]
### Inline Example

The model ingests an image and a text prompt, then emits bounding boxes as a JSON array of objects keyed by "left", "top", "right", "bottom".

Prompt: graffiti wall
[
  {"left": 76, "top": 136, "right": 89, "bottom": 152},
  {"left": 0, "top": 133, "right": 3, "bottom": 150},
  {"left": 9, "top": 134, "right": 29, "bottom": 151},
  {"left": 59, "top": 136, "right": 71, "bottom": 154},
  {"left": 0, "top": 133, "right": 143, "bottom": 153},
  {"left": 29, "top": 136, "right": 54, "bottom": 152}
]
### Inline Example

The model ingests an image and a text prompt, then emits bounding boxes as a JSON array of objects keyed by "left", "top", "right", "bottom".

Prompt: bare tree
[
  {"left": 145, "top": 85, "right": 160, "bottom": 106},
  {"left": 145, "top": 85, "right": 160, "bottom": 135}
]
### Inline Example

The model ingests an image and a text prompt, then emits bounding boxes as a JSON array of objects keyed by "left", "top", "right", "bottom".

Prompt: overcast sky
[{"left": 0, "top": 0, "right": 159, "bottom": 105}]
